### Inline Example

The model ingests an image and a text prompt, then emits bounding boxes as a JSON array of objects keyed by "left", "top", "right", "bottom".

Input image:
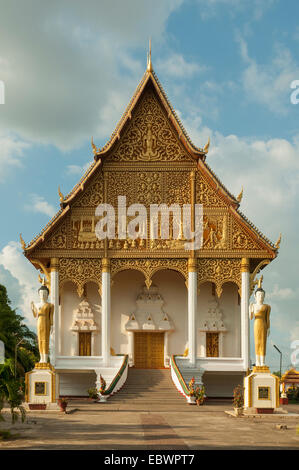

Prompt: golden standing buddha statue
[
  {"left": 31, "top": 284, "right": 54, "bottom": 363},
  {"left": 249, "top": 277, "right": 271, "bottom": 367}
]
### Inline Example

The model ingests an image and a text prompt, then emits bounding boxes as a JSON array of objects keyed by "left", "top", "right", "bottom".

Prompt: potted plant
[
  {"left": 187, "top": 377, "right": 197, "bottom": 404},
  {"left": 97, "top": 375, "right": 108, "bottom": 402},
  {"left": 195, "top": 385, "right": 205, "bottom": 406},
  {"left": 233, "top": 384, "right": 244, "bottom": 416},
  {"left": 87, "top": 388, "right": 98, "bottom": 400},
  {"left": 57, "top": 397, "right": 68, "bottom": 412}
]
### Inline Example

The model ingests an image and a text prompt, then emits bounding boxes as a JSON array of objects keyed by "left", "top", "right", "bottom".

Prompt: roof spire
[{"left": 147, "top": 38, "right": 153, "bottom": 72}]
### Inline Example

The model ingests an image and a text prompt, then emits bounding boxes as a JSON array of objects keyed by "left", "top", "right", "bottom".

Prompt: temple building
[{"left": 22, "top": 51, "right": 279, "bottom": 399}]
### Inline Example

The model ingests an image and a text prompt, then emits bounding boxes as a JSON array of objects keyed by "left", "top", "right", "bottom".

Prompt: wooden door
[
  {"left": 134, "top": 332, "right": 164, "bottom": 368},
  {"left": 79, "top": 332, "right": 91, "bottom": 356},
  {"left": 206, "top": 332, "right": 219, "bottom": 357}
]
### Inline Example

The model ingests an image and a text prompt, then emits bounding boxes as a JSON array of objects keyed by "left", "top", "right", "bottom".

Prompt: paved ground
[{"left": 0, "top": 400, "right": 298, "bottom": 450}]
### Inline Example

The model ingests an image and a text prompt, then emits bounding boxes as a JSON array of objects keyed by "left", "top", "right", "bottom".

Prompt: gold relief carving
[
  {"left": 44, "top": 220, "right": 67, "bottom": 250},
  {"left": 232, "top": 220, "right": 260, "bottom": 251},
  {"left": 59, "top": 258, "right": 102, "bottom": 297},
  {"left": 73, "top": 173, "right": 104, "bottom": 208},
  {"left": 164, "top": 171, "right": 191, "bottom": 205},
  {"left": 197, "top": 258, "right": 241, "bottom": 297},
  {"left": 107, "top": 171, "right": 135, "bottom": 207},
  {"left": 137, "top": 172, "right": 162, "bottom": 205},
  {"left": 202, "top": 214, "right": 229, "bottom": 250},
  {"left": 71, "top": 216, "right": 104, "bottom": 250},
  {"left": 109, "top": 89, "right": 192, "bottom": 163},
  {"left": 110, "top": 258, "right": 188, "bottom": 288},
  {"left": 196, "top": 173, "right": 227, "bottom": 207}
]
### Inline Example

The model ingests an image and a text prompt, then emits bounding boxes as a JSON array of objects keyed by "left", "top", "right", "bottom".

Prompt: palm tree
[{"left": 0, "top": 359, "right": 26, "bottom": 423}]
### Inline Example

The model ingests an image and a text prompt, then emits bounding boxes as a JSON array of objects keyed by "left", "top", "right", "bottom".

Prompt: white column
[
  {"left": 241, "top": 258, "right": 250, "bottom": 370},
  {"left": 91, "top": 332, "right": 95, "bottom": 356},
  {"left": 71, "top": 332, "right": 78, "bottom": 356},
  {"left": 164, "top": 332, "right": 169, "bottom": 367},
  {"left": 128, "top": 332, "right": 134, "bottom": 366},
  {"left": 50, "top": 258, "right": 59, "bottom": 366},
  {"left": 101, "top": 258, "right": 111, "bottom": 366},
  {"left": 188, "top": 258, "right": 197, "bottom": 367}
]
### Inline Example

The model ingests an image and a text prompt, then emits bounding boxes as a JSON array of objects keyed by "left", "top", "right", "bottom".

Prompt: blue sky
[{"left": 0, "top": 0, "right": 298, "bottom": 372}]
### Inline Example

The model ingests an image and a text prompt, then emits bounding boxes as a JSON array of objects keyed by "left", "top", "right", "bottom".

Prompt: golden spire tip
[
  {"left": 147, "top": 37, "right": 153, "bottom": 72},
  {"left": 237, "top": 186, "right": 243, "bottom": 203}
]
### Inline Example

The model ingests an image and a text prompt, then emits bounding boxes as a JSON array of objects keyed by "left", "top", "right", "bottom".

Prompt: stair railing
[
  {"left": 170, "top": 355, "right": 190, "bottom": 399},
  {"left": 102, "top": 354, "right": 129, "bottom": 396}
]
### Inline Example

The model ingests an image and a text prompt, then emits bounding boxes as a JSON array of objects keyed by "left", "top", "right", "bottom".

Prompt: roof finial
[{"left": 147, "top": 38, "right": 153, "bottom": 72}]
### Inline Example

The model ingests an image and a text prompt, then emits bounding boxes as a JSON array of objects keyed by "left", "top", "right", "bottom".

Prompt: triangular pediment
[{"left": 106, "top": 82, "right": 195, "bottom": 163}]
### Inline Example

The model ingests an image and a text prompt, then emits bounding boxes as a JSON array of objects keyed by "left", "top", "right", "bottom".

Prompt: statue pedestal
[
  {"left": 25, "top": 363, "right": 58, "bottom": 408},
  {"left": 244, "top": 366, "right": 280, "bottom": 413}
]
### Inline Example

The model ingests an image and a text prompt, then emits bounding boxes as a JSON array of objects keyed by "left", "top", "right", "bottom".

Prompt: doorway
[{"left": 134, "top": 332, "right": 164, "bottom": 368}]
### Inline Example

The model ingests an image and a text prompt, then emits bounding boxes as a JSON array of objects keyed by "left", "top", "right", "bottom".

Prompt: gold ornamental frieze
[
  {"left": 196, "top": 173, "right": 227, "bottom": 207},
  {"left": 110, "top": 258, "right": 188, "bottom": 288},
  {"left": 44, "top": 219, "right": 67, "bottom": 250},
  {"left": 59, "top": 258, "right": 102, "bottom": 297},
  {"left": 197, "top": 258, "right": 241, "bottom": 297},
  {"left": 73, "top": 173, "right": 104, "bottom": 208},
  {"left": 231, "top": 219, "right": 262, "bottom": 251},
  {"left": 108, "top": 89, "right": 193, "bottom": 163}
]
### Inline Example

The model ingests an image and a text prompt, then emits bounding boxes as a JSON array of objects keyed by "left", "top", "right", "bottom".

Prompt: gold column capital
[
  {"left": 241, "top": 257, "right": 250, "bottom": 273},
  {"left": 188, "top": 257, "right": 197, "bottom": 272},
  {"left": 102, "top": 257, "right": 110, "bottom": 273},
  {"left": 50, "top": 258, "right": 59, "bottom": 272}
]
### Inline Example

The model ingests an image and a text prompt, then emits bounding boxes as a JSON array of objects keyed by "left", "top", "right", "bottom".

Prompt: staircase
[{"left": 108, "top": 368, "right": 187, "bottom": 407}]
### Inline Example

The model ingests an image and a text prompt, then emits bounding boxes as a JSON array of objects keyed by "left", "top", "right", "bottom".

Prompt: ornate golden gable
[{"left": 107, "top": 87, "right": 194, "bottom": 163}]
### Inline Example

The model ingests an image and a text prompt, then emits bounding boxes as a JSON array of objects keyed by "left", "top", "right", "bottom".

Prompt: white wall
[
  {"left": 110, "top": 269, "right": 188, "bottom": 356},
  {"left": 59, "top": 371, "right": 96, "bottom": 396},
  {"left": 197, "top": 282, "right": 241, "bottom": 358},
  {"left": 60, "top": 281, "right": 101, "bottom": 356}
]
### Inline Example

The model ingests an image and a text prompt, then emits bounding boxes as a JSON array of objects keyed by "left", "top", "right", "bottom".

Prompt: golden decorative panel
[
  {"left": 73, "top": 173, "right": 104, "bottom": 208},
  {"left": 59, "top": 258, "right": 102, "bottom": 297},
  {"left": 108, "top": 88, "right": 193, "bottom": 163},
  {"left": 196, "top": 173, "right": 227, "bottom": 208},
  {"left": 197, "top": 258, "right": 241, "bottom": 297},
  {"left": 206, "top": 332, "right": 219, "bottom": 357},
  {"left": 134, "top": 332, "right": 164, "bottom": 368},
  {"left": 202, "top": 214, "right": 229, "bottom": 250},
  {"left": 232, "top": 219, "right": 262, "bottom": 251},
  {"left": 79, "top": 332, "right": 91, "bottom": 356},
  {"left": 44, "top": 220, "right": 67, "bottom": 250},
  {"left": 164, "top": 171, "right": 191, "bottom": 205},
  {"left": 111, "top": 258, "right": 188, "bottom": 288}
]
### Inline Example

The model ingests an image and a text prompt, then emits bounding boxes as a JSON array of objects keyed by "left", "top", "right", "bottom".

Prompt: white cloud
[
  {"left": 237, "top": 35, "right": 299, "bottom": 113},
  {"left": 66, "top": 161, "right": 91, "bottom": 176},
  {"left": 196, "top": 0, "right": 276, "bottom": 20},
  {"left": 0, "top": 241, "right": 39, "bottom": 327},
  {"left": 0, "top": 0, "right": 183, "bottom": 151},
  {"left": 0, "top": 133, "right": 30, "bottom": 182},
  {"left": 267, "top": 284, "right": 297, "bottom": 301},
  {"left": 25, "top": 194, "right": 56, "bottom": 218},
  {"left": 157, "top": 54, "right": 207, "bottom": 78}
]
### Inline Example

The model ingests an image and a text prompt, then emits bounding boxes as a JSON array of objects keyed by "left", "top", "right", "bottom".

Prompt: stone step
[{"left": 108, "top": 368, "right": 187, "bottom": 405}]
